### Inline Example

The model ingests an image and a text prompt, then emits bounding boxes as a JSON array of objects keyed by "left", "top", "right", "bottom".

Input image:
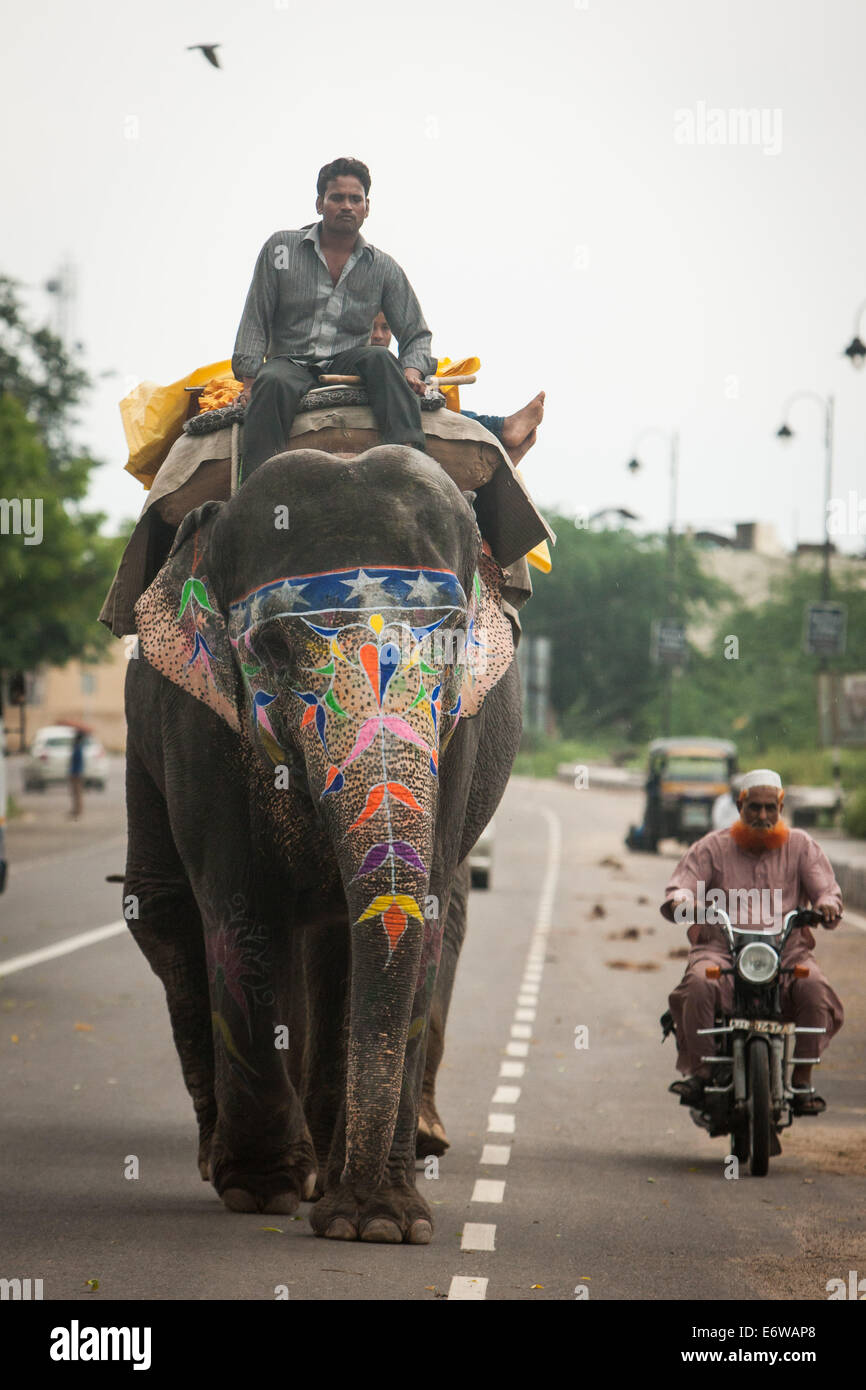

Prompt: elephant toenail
[
  {"left": 407, "top": 1219, "right": 433, "bottom": 1244},
  {"left": 221, "top": 1187, "right": 258, "bottom": 1213},
  {"left": 326, "top": 1217, "right": 358, "bottom": 1240},
  {"left": 361, "top": 1218, "right": 403, "bottom": 1244},
  {"left": 262, "top": 1191, "right": 300, "bottom": 1215}
]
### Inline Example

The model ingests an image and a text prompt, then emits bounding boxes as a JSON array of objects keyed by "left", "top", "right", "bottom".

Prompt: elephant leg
[
  {"left": 124, "top": 747, "right": 216, "bottom": 1180},
  {"left": 299, "top": 906, "right": 351, "bottom": 1196},
  {"left": 417, "top": 855, "right": 470, "bottom": 1157},
  {"left": 194, "top": 880, "right": 318, "bottom": 1216}
]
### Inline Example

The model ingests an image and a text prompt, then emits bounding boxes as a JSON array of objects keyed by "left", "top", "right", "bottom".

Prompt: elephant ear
[
  {"left": 134, "top": 501, "right": 240, "bottom": 731},
  {"left": 458, "top": 549, "right": 515, "bottom": 718}
]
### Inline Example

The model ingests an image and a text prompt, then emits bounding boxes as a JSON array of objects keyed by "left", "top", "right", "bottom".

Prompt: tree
[
  {"left": 0, "top": 276, "right": 128, "bottom": 676},
  {"left": 521, "top": 518, "right": 730, "bottom": 743}
]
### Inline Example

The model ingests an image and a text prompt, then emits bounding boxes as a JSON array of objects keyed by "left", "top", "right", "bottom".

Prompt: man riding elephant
[{"left": 233, "top": 156, "right": 435, "bottom": 480}]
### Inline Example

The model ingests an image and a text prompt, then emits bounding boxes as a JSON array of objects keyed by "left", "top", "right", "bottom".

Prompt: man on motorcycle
[{"left": 661, "top": 769, "right": 843, "bottom": 1114}]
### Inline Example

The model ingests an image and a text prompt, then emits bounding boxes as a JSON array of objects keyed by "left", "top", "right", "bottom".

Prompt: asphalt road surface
[{"left": 2, "top": 767, "right": 864, "bottom": 1303}]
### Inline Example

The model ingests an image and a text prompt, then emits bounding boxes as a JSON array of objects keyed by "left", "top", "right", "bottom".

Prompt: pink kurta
[{"left": 661, "top": 827, "right": 844, "bottom": 1076}]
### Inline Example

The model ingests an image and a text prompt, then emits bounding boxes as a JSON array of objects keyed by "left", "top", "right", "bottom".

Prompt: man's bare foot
[
  {"left": 506, "top": 427, "right": 537, "bottom": 466},
  {"left": 501, "top": 391, "right": 545, "bottom": 450}
]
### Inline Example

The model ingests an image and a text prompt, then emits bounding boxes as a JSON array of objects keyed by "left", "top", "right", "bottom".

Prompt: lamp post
[
  {"left": 774, "top": 391, "right": 834, "bottom": 601},
  {"left": 841, "top": 299, "right": 866, "bottom": 369},
  {"left": 775, "top": 390, "right": 840, "bottom": 810},
  {"left": 626, "top": 427, "right": 680, "bottom": 734}
]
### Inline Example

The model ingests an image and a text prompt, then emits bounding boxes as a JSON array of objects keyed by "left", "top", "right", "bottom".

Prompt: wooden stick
[{"left": 317, "top": 373, "right": 478, "bottom": 387}]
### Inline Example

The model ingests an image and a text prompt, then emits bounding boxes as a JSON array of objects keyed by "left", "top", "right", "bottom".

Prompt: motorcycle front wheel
[{"left": 748, "top": 1042, "right": 771, "bottom": 1176}]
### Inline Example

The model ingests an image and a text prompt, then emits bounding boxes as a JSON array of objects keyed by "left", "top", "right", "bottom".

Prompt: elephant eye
[{"left": 252, "top": 629, "right": 286, "bottom": 668}]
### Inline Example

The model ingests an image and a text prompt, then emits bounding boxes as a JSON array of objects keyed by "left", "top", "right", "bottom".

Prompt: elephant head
[{"left": 134, "top": 445, "right": 516, "bottom": 1193}]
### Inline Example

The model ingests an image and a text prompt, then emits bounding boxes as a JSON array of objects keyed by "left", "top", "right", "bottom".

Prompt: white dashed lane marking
[
  {"left": 448, "top": 1276, "right": 489, "bottom": 1300},
  {"left": 492, "top": 1085, "right": 521, "bottom": 1104},
  {"left": 461, "top": 1223, "right": 497, "bottom": 1251},
  {"left": 471, "top": 1179, "right": 506, "bottom": 1203},
  {"left": 448, "top": 807, "right": 562, "bottom": 1301},
  {"left": 480, "top": 1144, "right": 511, "bottom": 1165}
]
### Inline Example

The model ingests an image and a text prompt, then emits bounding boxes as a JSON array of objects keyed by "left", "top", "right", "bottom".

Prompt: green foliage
[
  {"left": 843, "top": 787, "right": 866, "bottom": 838},
  {"left": 521, "top": 519, "right": 731, "bottom": 742},
  {"left": 679, "top": 565, "right": 866, "bottom": 759},
  {"left": 0, "top": 276, "right": 128, "bottom": 673}
]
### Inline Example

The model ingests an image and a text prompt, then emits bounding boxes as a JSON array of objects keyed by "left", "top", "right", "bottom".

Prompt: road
[{"left": 1, "top": 766, "right": 864, "bottom": 1303}]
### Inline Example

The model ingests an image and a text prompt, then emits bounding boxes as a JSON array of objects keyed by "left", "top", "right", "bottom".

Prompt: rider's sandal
[
  {"left": 792, "top": 1093, "right": 827, "bottom": 1116},
  {"left": 669, "top": 1077, "right": 705, "bottom": 1106}
]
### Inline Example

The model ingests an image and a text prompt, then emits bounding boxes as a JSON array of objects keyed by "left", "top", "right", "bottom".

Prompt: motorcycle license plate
[
  {"left": 682, "top": 804, "right": 708, "bottom": 827},
  {"left": 731, "top": 1018, "right": 794, "bottom": 1034}
]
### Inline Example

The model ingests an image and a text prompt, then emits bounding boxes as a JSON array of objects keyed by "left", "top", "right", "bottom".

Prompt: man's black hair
[{"left": 316, "top": 157, "right": 371, "bottom": 198}]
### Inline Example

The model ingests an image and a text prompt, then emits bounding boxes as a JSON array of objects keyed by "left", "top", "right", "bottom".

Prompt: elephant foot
[
  {"left": 309, "top": 1183, "right": 433, "bottom": 1244},
  {"left": 416, "top": 1098, "right": 450, "bottom": 1158},
  {"left": 211, "top": 1137, "right": 317, "bottom": 1215}
]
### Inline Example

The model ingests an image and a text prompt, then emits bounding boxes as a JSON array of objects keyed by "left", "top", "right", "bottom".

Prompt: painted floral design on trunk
[{"left": 228, "top": 567, "right": 475, "bottom": 959}]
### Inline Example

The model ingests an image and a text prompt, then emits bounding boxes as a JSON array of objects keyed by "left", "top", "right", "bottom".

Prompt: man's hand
[
  {"left": 238, "top": 376, "right": 255, "bottom": 406},
  {"left": 814, "top": 898, "right": 841, "bottom": 924},
  {"left": 403, "top": 368, "right": 427, "bottom": 398}
]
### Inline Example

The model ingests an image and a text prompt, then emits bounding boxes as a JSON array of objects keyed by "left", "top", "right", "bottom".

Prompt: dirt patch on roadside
[{"left": 780, "top": 1124, "right": 866, "bottom": 1176}]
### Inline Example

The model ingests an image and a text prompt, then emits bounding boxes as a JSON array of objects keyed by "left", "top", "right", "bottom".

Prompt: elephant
[{"left": 125, "top": 443, "right": 522, "bottom": 1243}]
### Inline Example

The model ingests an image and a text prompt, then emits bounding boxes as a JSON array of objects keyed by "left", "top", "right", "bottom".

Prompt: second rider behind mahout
[
  {"left": 369, "top": 312, "right": 546, "bottom": 467},
  {"left": 232, "top": 156, "right": 435, "bottom": 481}
]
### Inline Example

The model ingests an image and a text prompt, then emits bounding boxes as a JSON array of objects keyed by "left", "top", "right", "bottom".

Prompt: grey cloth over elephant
[{"left": 99, "top": 406, "right": 554, "bottom": 641}]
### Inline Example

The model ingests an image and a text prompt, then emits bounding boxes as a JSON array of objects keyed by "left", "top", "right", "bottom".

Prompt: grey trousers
[{"left": 241, "top": 345, "right": 427, "bottom": 481}]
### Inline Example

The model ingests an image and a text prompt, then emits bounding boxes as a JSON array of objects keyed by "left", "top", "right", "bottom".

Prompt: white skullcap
[{"left": 739, "top": 768, "right": 783, "bottom": 791}]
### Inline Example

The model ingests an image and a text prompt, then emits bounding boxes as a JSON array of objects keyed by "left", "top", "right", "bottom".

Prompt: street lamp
[
  {"left": 626, "top": 427, "right": 680, "bottom": 611},
  {"left": 842, "top": 299, "right": 866, "bottom": 369},
  {"left": 626, "top": 427, "right": 680, "bottom": 734},
  {"left": 774, "top": 391, "right": 834, "bottom": 601}
]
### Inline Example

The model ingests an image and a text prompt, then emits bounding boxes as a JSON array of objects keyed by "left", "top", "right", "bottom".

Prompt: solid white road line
[
  {"left": 448, "top": 1276, "right": 489, "bottom": 1300},
  {"left": 471, "top": 1179, "right": 506, "bottom": 1203},
  {"left": 480, "top": 1144, "right": 511, "bottom": 1165},
  {"left": 461, "top": 1223, "right": 497, "bottom": 1252},
  {"left": 487, "top": 1112, "right": 516, "bottom": 1134},
  {"left": 0, "top": 921, "right": 127, "bottom": 977}
]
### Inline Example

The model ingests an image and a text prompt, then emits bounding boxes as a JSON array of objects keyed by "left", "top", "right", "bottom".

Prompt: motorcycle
[{"left": 661, "top": 907, "right": 826, "bottom": 1175}]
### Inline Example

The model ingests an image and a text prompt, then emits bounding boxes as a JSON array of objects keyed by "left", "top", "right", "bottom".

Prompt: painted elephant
[{"left": 125, "top": 444, "right": 522, "bottom": 1242}]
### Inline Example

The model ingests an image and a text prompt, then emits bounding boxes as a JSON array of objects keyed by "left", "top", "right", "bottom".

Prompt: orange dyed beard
[{"left": 730, "top": 818, "right": 790, "bottom": 852}]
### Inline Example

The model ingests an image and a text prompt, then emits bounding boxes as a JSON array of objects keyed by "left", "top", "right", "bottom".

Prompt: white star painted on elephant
[
  {"left": 403, "top": 572, "right": 446, "bottom": 605},
  {"left": 336, "top": 570, "right": 399, "bottom": 607}
]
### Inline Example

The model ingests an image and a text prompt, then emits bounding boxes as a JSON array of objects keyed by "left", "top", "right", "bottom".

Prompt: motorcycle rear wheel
[
  {"left": 748, "top": 1043, "right": 771, "bottom": 1176},
  {"left": 731, "top": 1128, "right": 749, "bottom": 1164}
]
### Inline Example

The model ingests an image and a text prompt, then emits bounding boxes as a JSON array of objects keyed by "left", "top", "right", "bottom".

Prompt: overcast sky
[{"left": 3, "top": 0, "right": 865, "bottom": 554}]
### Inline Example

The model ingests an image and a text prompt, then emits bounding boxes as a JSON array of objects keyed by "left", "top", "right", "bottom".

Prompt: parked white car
[{"left": 23, "top": 726, "right": 109, "bottom": 791}]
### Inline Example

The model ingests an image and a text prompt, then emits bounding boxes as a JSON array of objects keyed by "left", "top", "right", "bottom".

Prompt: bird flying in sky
[{"left": 187, "top": 44, "right": 222, "bottom": 69}]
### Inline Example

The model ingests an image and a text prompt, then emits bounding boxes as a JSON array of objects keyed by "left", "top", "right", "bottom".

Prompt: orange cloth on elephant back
[{"left": 435, "top": 356, "right": 481, "bottom": 413}]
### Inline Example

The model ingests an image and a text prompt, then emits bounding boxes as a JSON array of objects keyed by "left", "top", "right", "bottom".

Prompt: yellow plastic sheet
[
  {"left": 434, "top": 356, "right": 481, "bottom": 413},
  {"left": 121, "top": 359, "right": 234, "bottom": 488}
]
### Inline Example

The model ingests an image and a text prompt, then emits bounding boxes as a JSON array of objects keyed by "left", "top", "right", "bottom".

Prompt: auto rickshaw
[{"left": 626, "top": 737, "right": 738, "bottom": 853}]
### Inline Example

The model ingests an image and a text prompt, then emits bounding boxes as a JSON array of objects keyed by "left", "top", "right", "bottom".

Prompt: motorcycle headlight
[{"left": 736, "top": 941, "right": 779, "bottom": 985}]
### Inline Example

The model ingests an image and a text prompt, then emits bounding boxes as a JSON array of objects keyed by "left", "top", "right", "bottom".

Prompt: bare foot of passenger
[
  {"left": 506, "top": 427, "right": 537, "bottom": 466},
  {"left": 501, "top": 391, "right": 545, "bottom": 450}
]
